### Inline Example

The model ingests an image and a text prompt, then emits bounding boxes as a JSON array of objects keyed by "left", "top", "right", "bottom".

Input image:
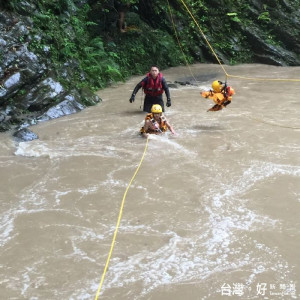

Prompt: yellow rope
[
  {"left": 172, "top": 0, "right": 300, "bottom": 129},
  {"left": 178, "top": 0, "right": 300, "bottom": 83},
  {"left": 179, "top": 0, "right": 228, "bottom": 76},
  {"left": 166, "top": 0, "right": 198, "bottom": 84},
  {"left": 93, "top": 4, "right": 298, "bottom": 298},
  {"left": 249, "top": 116, "right": 300, "bottom": 129},
  {"left": 94, "top": 137, "right": 149, "bottom": 300},
  {"left": 227, "top": 74, "right": 300, "bottom": 82}
]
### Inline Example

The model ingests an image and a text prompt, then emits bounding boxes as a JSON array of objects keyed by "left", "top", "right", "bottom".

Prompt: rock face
[
  {"left": 238, "top": 0, "right": 300, "bottom": 66},
  {"left": 134, "top": 0, "right": 300, "bottom": 66},
  {"left": 13, "top": 128, "right": 38, "bottom": 141},
  {"left": 0, "top": 7, "right": 101, "bottom": 139},
  {"left": 1, "top": 0, "right": 299, "bottom": 139}
]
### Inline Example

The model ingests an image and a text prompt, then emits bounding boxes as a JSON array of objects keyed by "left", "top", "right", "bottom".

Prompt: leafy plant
[
  {"left": 227, "top": 12, "right": 241, "bottom": 23},
  {"left": 258, "top": 11, "right": 271, "bottom": 22}
]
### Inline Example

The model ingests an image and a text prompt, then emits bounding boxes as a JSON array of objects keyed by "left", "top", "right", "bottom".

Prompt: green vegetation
[
  {"left": 227, "top": 13, "right": 241, "bottom": 23},
  {"left": 4, "top": 0, "right": 293, "bottom": 90},
  {"left": 25, "top": 0, "right": 186, "bottom": 90}
]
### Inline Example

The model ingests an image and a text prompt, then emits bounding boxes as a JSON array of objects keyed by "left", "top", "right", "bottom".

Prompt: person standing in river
[{"left": 129, "top": 65, "right": 172, "bottom": 113}]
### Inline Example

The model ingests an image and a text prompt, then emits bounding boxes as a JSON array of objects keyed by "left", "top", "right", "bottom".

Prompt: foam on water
[
  {"left": 2, "top": 64, "right": 300, "bottom": 299},
  {"left": 145, "top": 134, "right": 197, "bottom": 157},
  {"left": 14, "top": 139, "right": 125, "bottom": 159},
  {"left": 15, "top": 141, "right": 51, "bottom": 157},
  {"left": 84, "top": 159, "right": 298, "bottom": 298},
  {"left": 0, "top": 209, "right": 17, "bottom": 247},
  {"left": 8, "top": 140, "right": 300, "bottom": 299},
  {"left": 92, "top": 224, "right": 290, "bottom": 299}
]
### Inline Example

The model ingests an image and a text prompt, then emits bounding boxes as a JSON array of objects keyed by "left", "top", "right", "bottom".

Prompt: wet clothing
[
  {"left": 140, "top": 113, "right": 168, "bottom": 134},
  {"left": 142, "top": 72, "right": 164, "bottom": 97},
  {"left": 131, "top": 73, "right": 171, "bottom": 113},
  {"left": 201, "top": 87, "right": 234, "bottom": 111},
  {"left": 142, "top": 95, "right": 165, "bottom": 113}
]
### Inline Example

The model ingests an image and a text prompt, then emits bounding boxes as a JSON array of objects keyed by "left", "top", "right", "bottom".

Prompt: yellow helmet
[
  {"left": 212, "top": 80, "right": 223, "bottom": 92},
  {"left": 151, "top": 104, "right": 162, "bottom": 113}
]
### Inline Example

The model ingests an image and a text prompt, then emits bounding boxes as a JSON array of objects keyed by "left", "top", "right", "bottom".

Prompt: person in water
[
  {"left": 129, "top": 65, "right": 171, "bottom": 113},
  {"left": 201, "top": 80, "right": 235, "bottom": 111},
  {"left": 140, "top": 104, "right": 175, "bottom": 138}
]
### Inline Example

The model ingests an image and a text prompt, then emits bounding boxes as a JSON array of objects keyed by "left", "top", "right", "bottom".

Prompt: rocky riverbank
[
  {"left": 1, "top": 0, "right": 299, "bottom": 141},
  {"left": 0, "top": 6, "right": 101, "bottom": 140}
]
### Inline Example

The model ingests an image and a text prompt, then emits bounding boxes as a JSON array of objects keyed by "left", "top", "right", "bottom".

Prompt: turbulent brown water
[{"left": 0, "top": 64, "right": 299, "bottom": 300}]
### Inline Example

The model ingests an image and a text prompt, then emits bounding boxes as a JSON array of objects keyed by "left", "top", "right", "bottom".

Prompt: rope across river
[{"left": 94, "top": 1, "right": 300, "bottom": 298}]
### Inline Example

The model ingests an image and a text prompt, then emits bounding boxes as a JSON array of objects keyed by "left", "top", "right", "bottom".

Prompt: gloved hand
[
  {"left": 166, "top": 99, "right": 171, "bottom": 107},
  {"left": 129, "top": 94, "right": 135, "bottom": 103}
]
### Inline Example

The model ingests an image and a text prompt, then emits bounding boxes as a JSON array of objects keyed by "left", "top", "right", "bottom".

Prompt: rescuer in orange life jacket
[
  {"left": 201, "top": 80, "right": 235, "bottom": 111},
  {"left": 140, "top": 104, "right": 175, "bottom": 138},
  {"left": 129, "top": 65, "right": 171, "bottom": 113}
]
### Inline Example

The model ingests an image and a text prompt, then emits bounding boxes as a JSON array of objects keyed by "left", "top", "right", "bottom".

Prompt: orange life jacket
[
  {"left": 201, "top": 90, "right": 233, "bottom": 105},
  {"left": 142, "top": 73, "right": 164, "bottom": 97},
  {"left": 140, "top": 113, "right": 168, "bottom": 134}
]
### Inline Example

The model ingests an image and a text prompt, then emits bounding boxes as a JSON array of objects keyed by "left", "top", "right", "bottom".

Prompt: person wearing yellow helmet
[
  {"left": 151, "top": 104, "right": 163, "bottom": 114},
  {"left": 129, "top": 65, "right": 172, "bottom": 113},
  {"left": 211, "top": 80, "right": 223, "bottom": 93},
  {"left": 140, "top": 104, "right": 175, "bottom": 137},
  {"left": 201, "top": 80, "right": 235, "bottom": 111}
]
